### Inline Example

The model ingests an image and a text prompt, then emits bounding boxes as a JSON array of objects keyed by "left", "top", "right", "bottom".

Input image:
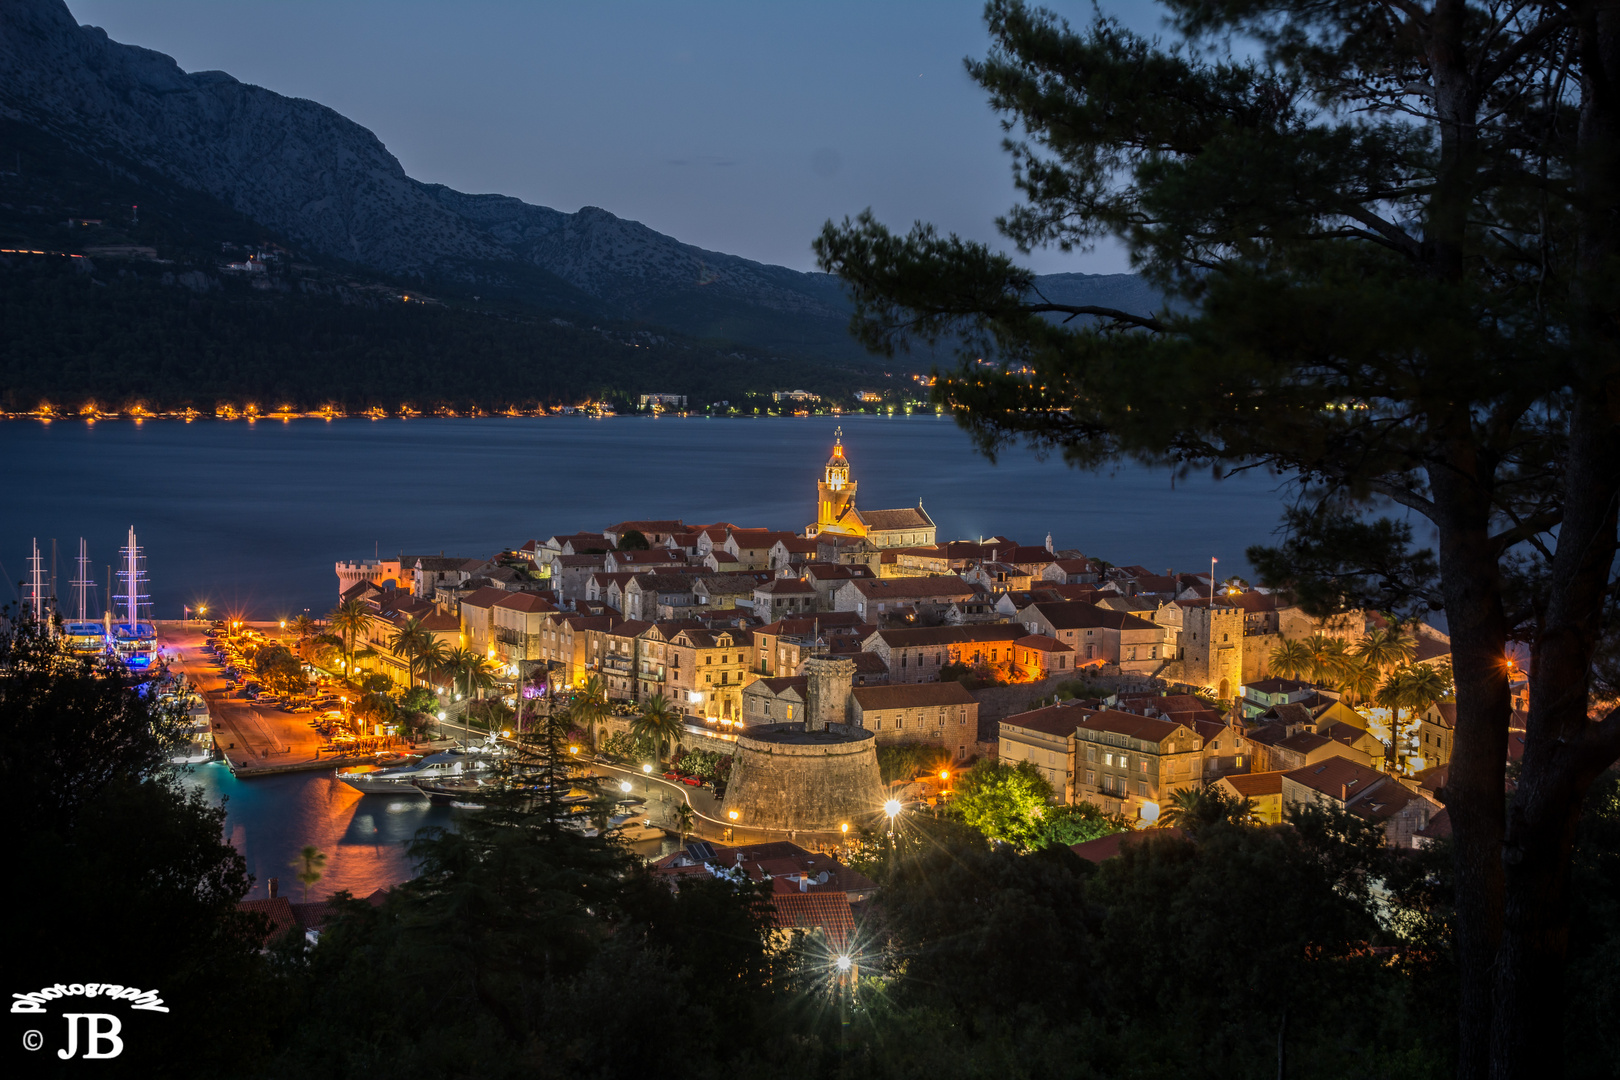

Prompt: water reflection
[
  {"left": 182, "top": 763, "right": 679, "bottom": 900},
  {"left": 183, "top": 762, "right": 457, "bottom": 901}
]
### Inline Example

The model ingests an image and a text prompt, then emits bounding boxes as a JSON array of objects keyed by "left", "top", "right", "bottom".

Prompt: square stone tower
[
  {"left": 1183, "top": 603, "right": 1245, "bottom": 700},
  {"left": 803, "top": 655, "right": 855, "bottom": 732}
]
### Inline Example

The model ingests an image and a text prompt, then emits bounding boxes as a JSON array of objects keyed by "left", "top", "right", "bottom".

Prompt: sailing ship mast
[
  {"left": 25, "top": 538, "right": 51, "bottom": 621},
  {"left": 71, "top": 538, "right": 95, "bottom": 622}
]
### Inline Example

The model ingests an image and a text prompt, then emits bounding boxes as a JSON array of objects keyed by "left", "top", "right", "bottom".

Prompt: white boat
[{"left": 337, "top": 738, "right": 506, "bottom": 794}]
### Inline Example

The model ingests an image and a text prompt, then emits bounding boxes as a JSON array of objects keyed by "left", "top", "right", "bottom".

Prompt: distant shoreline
[{"left": 0, "top": 409, "right": 948, "bottom": 424}]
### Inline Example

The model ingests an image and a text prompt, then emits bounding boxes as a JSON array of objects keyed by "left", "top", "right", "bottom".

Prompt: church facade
[{"left": 806, "top": 429, "right": 937, "bottom": 548}]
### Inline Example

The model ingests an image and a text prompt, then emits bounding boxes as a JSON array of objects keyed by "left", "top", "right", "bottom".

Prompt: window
[
  {"left": 874, "top": 718, "right": 881, "bottom": 730},
  {"left": 1087, "top": 770, "right": 1096, "bottom": 785},
  {"left": 1139, "top": 781, "right": 1148, "bottom": 796},
  {"left": 957, "top": 745, "right": 967, "bottom": 760},
  {"left": 1048, "top": 751, "right": 1056, "bottom": 765},
  {"left": 896, "top": 717, "right": 904, "bottom": 729},
  {"left": 1105, "top": 752, "right": 1114, "bottom": 767},
  {"left": 1087, "top": 746, "right": 1097, "bottom": 762},
  {"left": 1139, "top": 759, "right": 1148, "bottom": 773}
]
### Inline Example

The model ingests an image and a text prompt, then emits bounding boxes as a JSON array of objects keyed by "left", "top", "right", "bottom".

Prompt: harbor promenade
[{"left": 158, "top": 621, "right": 396, "bottom": 777}]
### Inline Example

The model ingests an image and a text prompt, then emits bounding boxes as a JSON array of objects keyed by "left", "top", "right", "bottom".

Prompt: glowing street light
[
  {"left": 728, "top": 809, "right": 739, "bottom": 821},
  {"left": 619, "top": 780, "right": 632, "bottom": 794},
  {"left": 884, "top": 799, "right": 902, "bottom": 819},
  {"left": 569, "top": 745, "right": 579, "bottom": 755},
  {"left": 835, "top": 955, "right": 852, "bottom": 972}
]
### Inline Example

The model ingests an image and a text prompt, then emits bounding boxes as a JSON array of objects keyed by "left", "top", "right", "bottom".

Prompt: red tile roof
[
  {"left": 1077, "top": 709, "right": 1186, "bottom": 743},
  {"left": 768, "top": 891, "right": 856, "bottom": 950},
  {"left": 851, "top": 682, "right": 977, "bottom": 710},
  {"left": 1221, "top": 771, "right": 1285, "bottom": 797}
]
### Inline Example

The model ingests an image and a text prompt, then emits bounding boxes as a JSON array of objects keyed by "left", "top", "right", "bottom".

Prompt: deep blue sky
[{"left": 69, "top": 0, "right": 1162, "bottom": 274}]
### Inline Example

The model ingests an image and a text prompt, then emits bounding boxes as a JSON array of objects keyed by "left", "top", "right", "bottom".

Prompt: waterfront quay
[{"left": 159, "top": 620, "right": 398, "bottom": 777}]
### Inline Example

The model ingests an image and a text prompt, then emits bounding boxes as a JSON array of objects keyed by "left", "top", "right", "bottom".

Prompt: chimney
[
  {"left": 268, "top": 877, "right": 279, "bottom": 899},
  {"left": 799, "top": 874, "right": 809, "bottom": 892}
]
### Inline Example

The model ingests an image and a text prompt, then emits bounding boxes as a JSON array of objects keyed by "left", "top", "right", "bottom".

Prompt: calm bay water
[
  {"left": 1, "top": 413, "right": 1287, "bottom": 619},
  {"left": 4, "top": 413, "right": 1289, "bottom": 898},
  {"left": 183, "top": 762, "right": 458, "bottom": 901}
]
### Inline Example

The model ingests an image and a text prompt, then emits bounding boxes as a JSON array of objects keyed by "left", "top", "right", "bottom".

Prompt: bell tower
[{"left": 816, "top": 427, "right": 859, "bottom": 534}]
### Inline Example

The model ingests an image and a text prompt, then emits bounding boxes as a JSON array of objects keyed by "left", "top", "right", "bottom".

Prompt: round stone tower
[{"left": 720, "top": 724, "right": 885, "bottom": 833}]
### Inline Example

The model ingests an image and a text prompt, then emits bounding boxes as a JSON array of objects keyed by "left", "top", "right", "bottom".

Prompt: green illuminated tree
[
  {"left": 813, "top": 4, "right": 1620, "bottom": 1070},
  {"left": 949, "top": 758, "right": 1055, "bottom": 850}
]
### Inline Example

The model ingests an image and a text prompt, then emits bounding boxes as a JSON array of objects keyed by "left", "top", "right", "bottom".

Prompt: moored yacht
[{"left": 337, "top": 737, "right": 506, "bottom": 794}]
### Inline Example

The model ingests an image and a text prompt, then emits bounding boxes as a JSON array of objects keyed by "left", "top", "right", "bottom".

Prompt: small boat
[{"left": 614, "top": 818, "right": 666, "bottom": 843}]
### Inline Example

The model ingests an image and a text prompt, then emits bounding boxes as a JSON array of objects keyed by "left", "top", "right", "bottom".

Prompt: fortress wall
[{"left": 720, "top": 725, "right": 885, "bottom": 832}]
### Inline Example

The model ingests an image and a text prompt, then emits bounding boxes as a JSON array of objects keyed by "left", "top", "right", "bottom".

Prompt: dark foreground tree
[
  {"left": 0, "top": 610, "right": 278, "bottom": 1077},
  {"left": 815, "top": 4, "right": 1620, "bottom": 1077}
]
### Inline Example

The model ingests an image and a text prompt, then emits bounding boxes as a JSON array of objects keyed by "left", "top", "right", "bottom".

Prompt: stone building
[
  {"left": 1282, "top": 756, "right": 1439, "bottom": 848},
  {"left": 850, "top": 682, "right": 980, "bottom": 760},
  {"left": 860, "top": 624, "right": 1028, "bottom": 683},
  {"left": 1070, "top": 710, "right": 1205, "bottom": 822},
  {"left": 1015, "top": 599, "right": 1170, "bottom": 672}
]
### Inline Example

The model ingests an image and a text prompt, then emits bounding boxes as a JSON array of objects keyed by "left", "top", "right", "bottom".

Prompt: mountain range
[{"left": 0, "top": 0, "right": 1158, "bottom": 394}]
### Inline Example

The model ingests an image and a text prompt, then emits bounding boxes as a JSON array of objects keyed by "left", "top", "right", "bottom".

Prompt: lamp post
[
  {"left": 642, "top": 761, "right": 653, "bottom": 793},
  {"left": 884, "top": 799, "right": 901, "bottom": 857}
]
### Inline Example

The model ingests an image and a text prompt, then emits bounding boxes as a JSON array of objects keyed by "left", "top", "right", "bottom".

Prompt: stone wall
[{"left": 720, "top": 724, "right": 884, "bottom": 832}]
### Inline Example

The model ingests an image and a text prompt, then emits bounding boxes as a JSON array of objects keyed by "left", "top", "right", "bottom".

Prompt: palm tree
[
  {"left": 386, "top": 616, "right": 432, "bottom": 690},
  {"left": 631, "top": 693, "right": 682, "bottom": 766},
  {"left": 413, "top": 636, "right": 451, "bottom": 692},
  {"left": 1355, "top": 625, "right": 1418, "bottom": 676},
  {"left": 1269, "top": 637, "right": 1313, "bottom": 681},
  {"left": 1157, "top": 785, "right": 1257, "bottom": 833},
  {"left": 572, "top": 674, "right": 610, "bottom": 750},
  {"left": 1301, "top": 633, "right": 1352, "bottom": 687},
  {"left": 289, "top": 613, "right": 316, "bottom": 646},
  {"left": 673, "top": 802, "right": 696, "bottom": 848},
  {"left": 1337, "top": 655, "right": 1383, "bottom": 706},
  {"left": 445, "top": 648, "right": 496, "bottom": 703},
  {"left": 1378, "top": 663, "right": 1453, "bottom": 774},
  {"left": 292, "top": 845, "right": 327, "bottom": 902},
  {"left": 327, "top": 598, "right": 370, "bottom": 680}
]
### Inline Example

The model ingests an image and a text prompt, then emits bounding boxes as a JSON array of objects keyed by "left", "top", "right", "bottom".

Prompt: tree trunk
[
  {"left": 1488, "top": 11, "right": 1620, "bottom": 1076},
  {"left": 1491, "top": 399, "right": 1620, "bottom": 1077},
  {"left": 1426, "top": 450, "right": 1512, "bottom": 1080}
]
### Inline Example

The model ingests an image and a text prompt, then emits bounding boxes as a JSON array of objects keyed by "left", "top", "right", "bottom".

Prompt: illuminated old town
[{"left": 5, "top": 1, "right": 1617, "bottom": 1077}]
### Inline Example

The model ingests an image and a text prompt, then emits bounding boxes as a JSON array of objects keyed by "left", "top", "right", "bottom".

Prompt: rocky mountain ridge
[{"left": 0, "top": 0, "right": 1158, "bottom": 359}]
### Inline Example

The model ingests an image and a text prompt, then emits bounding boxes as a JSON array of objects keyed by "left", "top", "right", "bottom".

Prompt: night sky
[{"left": 67, "top": 0, "right": 1161, "bottom": 275}]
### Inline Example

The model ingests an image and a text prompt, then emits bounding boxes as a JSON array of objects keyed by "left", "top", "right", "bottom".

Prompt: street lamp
[
  {"left": 835, "top": 954, "right": 852, "bottom": 973},
  {"left": 884, "top": 799, "right": 901, "bottom": 854},
  {"left": 642, "top": 761, "right": 653, "bottom": 793}
]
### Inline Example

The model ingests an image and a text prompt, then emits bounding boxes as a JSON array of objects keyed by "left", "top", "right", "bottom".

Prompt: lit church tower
[
  {"left": 807, "top": 426, "right": 936, "bottom": 546},
  {"left": 817, "top": 426, "right": 858, "bottom": 532}
]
